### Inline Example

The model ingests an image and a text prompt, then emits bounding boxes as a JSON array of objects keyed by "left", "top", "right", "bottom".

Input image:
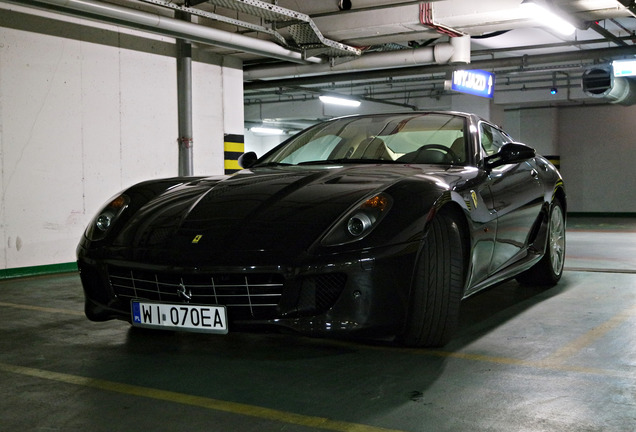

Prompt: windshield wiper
[
  {"left": 253, "top": 161, "right": 293, "bottom": 167},
  {"left": 297, "top": 159, "right": 349, "bottom": 165},
  {"left": 297, "top": 159, "right": 398, "bottom": 165}
]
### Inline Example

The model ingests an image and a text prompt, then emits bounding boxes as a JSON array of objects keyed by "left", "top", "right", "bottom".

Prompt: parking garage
[{"left": 1, "top": 1, "right": 636, "bottom": 431}]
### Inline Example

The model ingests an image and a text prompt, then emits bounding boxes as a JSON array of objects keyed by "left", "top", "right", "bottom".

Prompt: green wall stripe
[{"left": 0, "top": 262, "right": 78, "bottom": 280}]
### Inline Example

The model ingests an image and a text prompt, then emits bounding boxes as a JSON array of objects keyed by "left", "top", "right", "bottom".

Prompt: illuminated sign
[
  {"left": 612, "top": 59, "right": 636, "bottom": 77},
  {"left": 451, "top": 69, "right": 495, "bottom": 98}
]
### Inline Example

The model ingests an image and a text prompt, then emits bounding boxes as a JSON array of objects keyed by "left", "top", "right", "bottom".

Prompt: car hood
[{"left": 113, "top": 165, "right": 455, "bottom": 264}]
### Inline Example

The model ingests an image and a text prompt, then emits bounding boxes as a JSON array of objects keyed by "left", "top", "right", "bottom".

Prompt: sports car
[{"left": 77, "top": 111, "right": 566, "bottom": 347}]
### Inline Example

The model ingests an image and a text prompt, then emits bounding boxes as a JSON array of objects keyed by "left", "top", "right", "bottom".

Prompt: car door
[{"left": 479, "top": 122, "right": 543, "bottom": 275}]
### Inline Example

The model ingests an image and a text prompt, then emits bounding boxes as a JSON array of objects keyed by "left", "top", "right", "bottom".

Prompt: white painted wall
[
  {"left": 244, "top": 130, "right": 289, "bottom": 156},
  {"left": 504, "top": 108, "right": 559, "bottom": 155},
  {"left": 0, "top": 6, "right": 243, "bottom": 271},
  {"left": 194, "top": 55, "right": 245, "bottom": 174}
]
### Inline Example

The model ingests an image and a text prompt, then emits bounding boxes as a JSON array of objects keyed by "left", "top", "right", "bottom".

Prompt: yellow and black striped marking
[
  {"left": 545, "top": 154, "right": 561, "bottom": 170},
  {"left": 224, "top": 134, "right": 245, "bottom": 175}
]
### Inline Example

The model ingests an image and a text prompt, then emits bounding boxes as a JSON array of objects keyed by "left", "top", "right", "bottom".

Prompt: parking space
[
  {"left": 1, "top": 218, "right": 635, "bottom": 432},
  {"left": 4, "top": 1, "right": 636, "bottom": 430}
]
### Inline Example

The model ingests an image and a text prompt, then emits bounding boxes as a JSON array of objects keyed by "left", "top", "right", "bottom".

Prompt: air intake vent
[
  {"left": 582, "top": 66, "right": 636, "bottom": 106},
  {"left": 109, "top": 266, "right": 285, "bottom": 320},
  {"left": 582, "top": 67, "right": 612, "bottom": 95}
]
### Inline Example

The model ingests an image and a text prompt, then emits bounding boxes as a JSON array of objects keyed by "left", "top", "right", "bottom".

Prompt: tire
[
  {"left": 400, "top": 211, "right": 465, "bottom": 347},
  {"left": 516, "top": 200, "right": 566, "bottom": 286}
]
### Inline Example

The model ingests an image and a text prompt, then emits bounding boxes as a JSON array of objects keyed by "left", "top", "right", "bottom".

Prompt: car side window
[{"left": 480, "top": 123, "right": 510, "bottom": 156}]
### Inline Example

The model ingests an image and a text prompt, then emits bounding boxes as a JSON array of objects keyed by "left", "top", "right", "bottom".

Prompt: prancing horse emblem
[
  {"left": 470, "top": 190, "right": 479, "bottom": 209},
  {"left": 177, "top": 283, "right": 192, "bottom": 303}
]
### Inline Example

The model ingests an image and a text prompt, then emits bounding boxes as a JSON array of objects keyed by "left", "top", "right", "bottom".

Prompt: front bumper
[{"left": 77, "top": 242, "right": 419, "bottom": 338}]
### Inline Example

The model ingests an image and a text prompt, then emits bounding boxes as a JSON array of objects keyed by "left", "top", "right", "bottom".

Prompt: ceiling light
[
  {"left": 319, "top": 95, "right": 361, "bottom": 107},
  {"left": 251, "top": 126, "right": 284, "bottom": 135},
  {"left": 521, "top": 1, "right": 576, "bottom": 36}
]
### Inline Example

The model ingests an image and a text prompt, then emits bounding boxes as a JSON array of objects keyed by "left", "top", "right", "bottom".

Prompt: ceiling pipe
[
  {"left": 244, "top": 45, "right": 636, "bottom": 91},
  {"left": 244, "top": 35, "right": 470, "bottom": 81},
  {"left": 3, "top": 0, "right": 323, "bottom": 64}
]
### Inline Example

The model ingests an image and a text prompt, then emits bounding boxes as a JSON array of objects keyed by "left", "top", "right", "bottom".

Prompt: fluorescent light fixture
[
  {"left": 521, "top": 1, "right": 576, "bottom": 36},
  {"left": 251, "top": 126, "right": 284, "bottom": 135},
  {"left": 319, "top": 95, "right": 361, "bottom": 107}
]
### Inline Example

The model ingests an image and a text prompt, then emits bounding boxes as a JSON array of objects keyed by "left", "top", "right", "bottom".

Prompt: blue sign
[
  {"left": 132, "top": 302, "right": 141, "bottom": 323},
  {"left": 451, "top": 69, "right": 495, "bottom": 98}
]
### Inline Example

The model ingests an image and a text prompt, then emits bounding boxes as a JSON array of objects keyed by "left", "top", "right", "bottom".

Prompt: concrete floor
[{"left": 1, "top": 216, "right": 635, "bottom": 432}]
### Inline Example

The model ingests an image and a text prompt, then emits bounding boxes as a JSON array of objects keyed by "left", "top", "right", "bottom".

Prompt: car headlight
[
  {"left": 321, "top": 193, "right": 393, "bottom": 246},
  {"left": 85, "top": 194, "right": 130, "bottom": 241}
]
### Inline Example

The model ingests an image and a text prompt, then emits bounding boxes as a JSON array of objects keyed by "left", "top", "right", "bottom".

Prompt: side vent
[{"left": 582, "top": 66, "right": 636, "bottom": 106}]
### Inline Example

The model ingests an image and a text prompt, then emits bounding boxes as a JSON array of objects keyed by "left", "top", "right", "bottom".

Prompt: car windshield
[{"left": 257, "top": 113, "right": 468, "bottom": 166}]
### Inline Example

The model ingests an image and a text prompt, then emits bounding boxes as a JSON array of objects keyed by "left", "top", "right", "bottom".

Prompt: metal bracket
[
  {"left": 137, "top": 0, "right": 288, "bottom": 46},
  {"left": 205, "top": 0, "right": 362, "bottom": 58}
]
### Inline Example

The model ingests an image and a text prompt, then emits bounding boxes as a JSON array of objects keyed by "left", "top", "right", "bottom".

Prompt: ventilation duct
[
  {"left": 244, "top": 35, "right": 470, "bottom": 81},
  {"left": 582, "top": 66, "right": 636, "bottom": 106}
]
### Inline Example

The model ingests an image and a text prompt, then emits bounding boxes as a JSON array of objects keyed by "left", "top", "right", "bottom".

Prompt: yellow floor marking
[
  {"left": 2, "top": 301, "right": 634, "bottom": 379},
  {"left": 0, "top": 362, "right": 405, "bottom": 432},
  {"left": 0, "top": 301, "right": 84, "bottom": 316},
  {"left": 424, "top": 350, "right": 629, "bottom": 378},
  {"left": 539, "top": 303, "right": 636, "bottom": 366}
]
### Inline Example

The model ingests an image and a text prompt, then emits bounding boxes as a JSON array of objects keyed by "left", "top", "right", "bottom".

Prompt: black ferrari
[{"left": 77, "top": 111, "right": 566, "bottom": 347}]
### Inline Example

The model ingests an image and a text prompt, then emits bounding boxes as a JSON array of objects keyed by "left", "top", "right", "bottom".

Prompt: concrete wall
[
  {"left": 504, "top": 107, "right": 559, "bottom": 155},
  {"left": 0, "top": 5, "right": 243, "bottom": 271},
  {"left": 244, "top": 130, "right": 290, "bottom": 156},
  {"left": 504, "top": 105, "right": 636, "bottom": 213},
  {"left": 557, "top": 104, "right": 636, "bottom": 213}
]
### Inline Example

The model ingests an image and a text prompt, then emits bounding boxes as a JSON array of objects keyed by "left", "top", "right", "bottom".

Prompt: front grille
[{"left": 109, "top": 267, "right": 284, "bottom": 320}]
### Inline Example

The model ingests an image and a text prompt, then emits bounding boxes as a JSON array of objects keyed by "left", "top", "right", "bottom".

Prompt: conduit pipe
[
  {"left": 244, "top": 35, "right": 470, "bottom": 81},
  {"left": 177, "top": 38, "right": 194, "bottom": 176},
  {"left": 5, "top": 0, "right": 323, "bottom": 64}
]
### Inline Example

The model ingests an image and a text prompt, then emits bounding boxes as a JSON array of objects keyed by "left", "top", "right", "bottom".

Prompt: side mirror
[
  {"left": 238, "top": 151, "right": 258, "bottom": 169},
  {"left": 485, "top": 142, "right": 536, "bottom": 171}
]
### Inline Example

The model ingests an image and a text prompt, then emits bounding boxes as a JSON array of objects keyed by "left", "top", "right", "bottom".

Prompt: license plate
[{"left": 131, "top": 301, "right": 228, "bottom": 334}]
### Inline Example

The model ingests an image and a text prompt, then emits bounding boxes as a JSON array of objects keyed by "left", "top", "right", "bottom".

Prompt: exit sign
[
  {"left": 613, "top": 59, "right": 636, "bottom": 77},
  {"left": 451, "top": 69, "right": 495, "bottom": 98}
]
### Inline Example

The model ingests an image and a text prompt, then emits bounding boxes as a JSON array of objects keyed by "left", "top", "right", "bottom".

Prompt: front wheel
[
  {"left": 400, "top": 211, "right": 465, "bottom": 347},
  {"left": 517, "top": 200, "right": 566, "bottom": 286}
]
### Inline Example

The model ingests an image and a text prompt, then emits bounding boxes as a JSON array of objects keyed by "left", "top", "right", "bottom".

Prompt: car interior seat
[
  {"left": 352, "top": 137, "right": 393, "bottom": 161},
  {"left": 449, "top": 136, "right": 466, "bottom": 163}
]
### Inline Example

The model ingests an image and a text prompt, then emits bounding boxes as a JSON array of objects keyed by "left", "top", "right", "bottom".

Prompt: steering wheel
[{"left": 411, "top": 144, "right": 459, "bottom": 164}]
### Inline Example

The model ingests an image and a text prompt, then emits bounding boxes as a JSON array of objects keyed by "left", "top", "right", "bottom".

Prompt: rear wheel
[
  {"left": 400, "top": 211, "right": 465, "bottom": 347},
  {"left": 517, "top": 200, "right": 566, "bottom": 286}
]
